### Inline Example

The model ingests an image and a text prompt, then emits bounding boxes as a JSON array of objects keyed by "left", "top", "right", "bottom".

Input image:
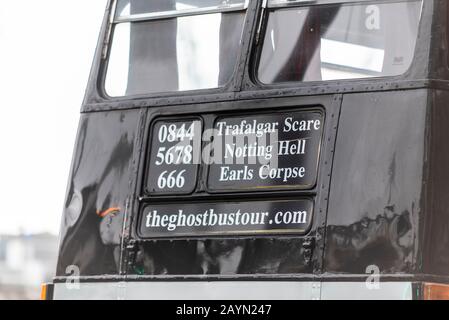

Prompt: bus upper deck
[{"left": 47, "top": 0, "right": 449, "bottom": 300}]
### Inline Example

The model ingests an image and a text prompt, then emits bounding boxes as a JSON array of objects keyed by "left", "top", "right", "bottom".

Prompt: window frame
[
  {"left": 251, "top": 0, "right": 425, "bottom": 88},
  {"left": 114, "top": 0, "right": 250, "bottom": 22},
  {"left": 100, "top": 0, "right": 251, "bottom": 100}
]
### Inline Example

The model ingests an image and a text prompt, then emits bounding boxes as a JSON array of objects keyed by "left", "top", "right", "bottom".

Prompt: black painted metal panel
[
  {"left": 421, "top": 89, "right": 449, "bottom": 276},
  {"left": 56, "top": 111, "right": 139, "bottom": 276},
  {"left": 54, "top": 0, "right": 449, "bottom": 284},
  {"left": 324, "top": 90, "right": 428, "bottom": 274}
]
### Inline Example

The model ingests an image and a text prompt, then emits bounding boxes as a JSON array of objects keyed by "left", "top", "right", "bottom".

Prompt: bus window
[
  {"left": 257, "top": 0, "right": 423, "bottom": 84},
  {"left": 114, "top": 0, "right": 247, "bottom": 19},
  {"left": 105, "top": 0, "right": 247, "bottom": 97}
]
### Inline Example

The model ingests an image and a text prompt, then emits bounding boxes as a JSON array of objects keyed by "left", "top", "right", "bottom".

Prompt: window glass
[
  {"left": 115, "top": 0, "right": 247, "bottom": 19},
  {"left": 105, "top": 8, "right": 245, "bottom": 96},
  {"left": 257, "top": 1, "right": 422, "bottom": 84}
]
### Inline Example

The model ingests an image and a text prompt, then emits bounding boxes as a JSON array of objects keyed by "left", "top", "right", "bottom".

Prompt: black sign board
[
  {"left": 146, "top": 119, "right": 202, "bottom": 195},
  {"left": 207, "top": 111, "right": 323, "bottom": 192},
  {"left": 138, "top": 199, "right": 313, "bottom": 238}
]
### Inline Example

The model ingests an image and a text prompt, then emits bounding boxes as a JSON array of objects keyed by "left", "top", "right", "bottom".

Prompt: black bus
[{"left": 42, "top": 0, "right": 449, "bottom": 300}]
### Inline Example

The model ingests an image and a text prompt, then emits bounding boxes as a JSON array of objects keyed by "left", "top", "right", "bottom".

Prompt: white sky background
[{"left": 0, "top": 0, "right": 108, "bottom": 235}]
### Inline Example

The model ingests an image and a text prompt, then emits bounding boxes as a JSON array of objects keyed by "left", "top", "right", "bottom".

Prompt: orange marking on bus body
[{"left": 96, "top": 207, "right": 120, "bottom": 218}]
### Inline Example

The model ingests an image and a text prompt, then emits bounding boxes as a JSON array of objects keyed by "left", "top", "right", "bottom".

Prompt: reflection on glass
[
  {"left": 105, "top": 11, "right": 245, "bottom": 96},
  {"left": 115, "top": 0, "right": 246, "bottom": 18},
  {"left": 258, "top": 1, "right": 422, "bottom": 84}
]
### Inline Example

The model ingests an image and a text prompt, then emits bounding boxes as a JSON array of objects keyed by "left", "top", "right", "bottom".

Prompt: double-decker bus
[{"left": 41, "top": 0, "right": 449, "bottom": 300}]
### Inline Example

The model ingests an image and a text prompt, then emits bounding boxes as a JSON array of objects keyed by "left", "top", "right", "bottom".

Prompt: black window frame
[
  {"left": 249, "top": 0, "right": 425, "bottom": 90},
  {"left": 83, "top": 0, "right": 431, "bottom": 110},
  {"left": 99, "top": 0, "right": 253, "bottom": 100}
]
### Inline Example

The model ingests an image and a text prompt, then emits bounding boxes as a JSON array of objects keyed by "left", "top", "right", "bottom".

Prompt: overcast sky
[{"left": 0, "top": 0, "right": 108, "bottom": 235}]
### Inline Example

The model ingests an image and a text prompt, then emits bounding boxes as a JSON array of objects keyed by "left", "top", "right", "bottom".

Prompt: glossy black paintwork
[
  {"left": 122, "top": 97, "right": 339, "bottom": 277},
  {"left": 131, "top": 239, "right": 312, "bottom": 276},
  {"left": 57, "top": 111, "right": 139, "bottom": 276},
  {"left": 56, "top": 0, "right": 449, "bottom": 283},
  {"left": 421, "top": 89, "right": 449, "bottom": 276},
  {"left": 324, "top": 90, "right": 427, "bottom": 274}
]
